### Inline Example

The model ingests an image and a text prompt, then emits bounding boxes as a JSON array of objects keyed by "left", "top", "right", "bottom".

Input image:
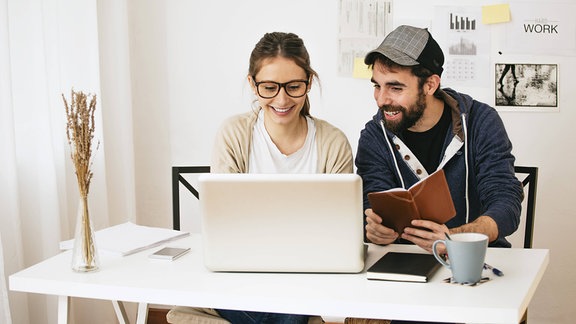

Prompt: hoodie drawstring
[
  {"left": 380, "top": 120, "right": 406, "bottom": 189},
  {"left": 461, "top": 113, "right": 470, "bottom": 223}
]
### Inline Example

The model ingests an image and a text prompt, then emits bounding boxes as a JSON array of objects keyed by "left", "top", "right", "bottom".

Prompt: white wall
[{"left": 127, "top": 0, "right": 576, "bottom": 322}]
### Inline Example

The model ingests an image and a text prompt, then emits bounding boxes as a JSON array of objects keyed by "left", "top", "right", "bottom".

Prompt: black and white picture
[{"left": 495, "top": 63, "right": 558, "bottom": 108}]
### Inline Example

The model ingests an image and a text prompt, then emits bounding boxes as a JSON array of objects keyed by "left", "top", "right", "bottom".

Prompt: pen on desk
[{"left": 484, "top": 263, "right": 504, "bottom": 276}]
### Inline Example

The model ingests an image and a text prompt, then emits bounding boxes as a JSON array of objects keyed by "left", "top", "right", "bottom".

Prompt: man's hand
[
  {"left": 401, "top": 219, "right": 449, "bottom": 253},
  {"left": 365, "top": 208, "right": 399, "bottom": 245},
  {"left": 401, "top": 215, "right": 499, "bottom": 253}
]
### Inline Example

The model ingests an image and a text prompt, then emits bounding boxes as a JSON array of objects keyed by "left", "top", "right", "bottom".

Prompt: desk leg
[
  {"left": 136, "top": 302, "right": 149, "bottom": 324},
  {"left": 112, "top": 300, "right": 130, "bottom": 324},
  {"left": 57, "top": 296, "right": 69, "bottom": 324}
]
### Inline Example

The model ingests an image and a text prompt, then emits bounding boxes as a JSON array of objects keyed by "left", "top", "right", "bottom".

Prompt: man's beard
[{"left": 380, "top": 89, "right": 426, "bottom": 135}]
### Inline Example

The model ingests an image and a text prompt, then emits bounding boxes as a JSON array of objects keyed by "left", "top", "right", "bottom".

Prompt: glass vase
[{"left": 71, "top": 195, "right": 100, "bottom": 272}]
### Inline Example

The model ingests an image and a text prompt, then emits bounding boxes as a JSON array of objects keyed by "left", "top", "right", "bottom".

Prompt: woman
[
  {"left": 212, "top": 31, "right": 353, "bottom": 323},
  {"left": 211, "top": 31, "right": 353, "bottom": 175}
]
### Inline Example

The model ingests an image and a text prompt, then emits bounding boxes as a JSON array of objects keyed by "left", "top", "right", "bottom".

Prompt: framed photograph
[{"left": 495, "top": 63, "right": 558, "bottom": 111}]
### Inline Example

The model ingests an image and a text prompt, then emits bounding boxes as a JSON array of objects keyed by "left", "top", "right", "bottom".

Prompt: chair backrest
[
  {"left": 511, "top": 166, "right": 538, "bottom": 248},
  {"left": 171, "top": 166, "right": 210, "bottom": 230},
  {"left": 172, "top": 165, "right": 538, "bottom": 247}
]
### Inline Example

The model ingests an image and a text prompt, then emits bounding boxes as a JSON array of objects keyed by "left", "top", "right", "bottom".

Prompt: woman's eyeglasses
[{"left": 254, "top": 79, "right": 309, "bottom": 99}]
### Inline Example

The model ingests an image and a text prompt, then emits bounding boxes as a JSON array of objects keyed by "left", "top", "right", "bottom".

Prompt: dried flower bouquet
[{"left": 62, "top": 89, "right": 99, "bottom": 271}]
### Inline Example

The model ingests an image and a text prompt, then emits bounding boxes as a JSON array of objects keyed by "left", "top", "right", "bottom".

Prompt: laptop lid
[{"left": 199, "top": 173, "right": 365, "bottom": 273}]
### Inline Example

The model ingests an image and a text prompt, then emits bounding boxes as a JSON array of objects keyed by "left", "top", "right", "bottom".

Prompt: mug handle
[{"left": 432, "top": 240, "right": 450, "bottom": 268}]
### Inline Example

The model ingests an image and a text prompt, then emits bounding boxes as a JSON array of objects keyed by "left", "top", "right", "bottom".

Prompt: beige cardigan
[{"left": 211, "top": 110, "right": 354, "bottom": 174}]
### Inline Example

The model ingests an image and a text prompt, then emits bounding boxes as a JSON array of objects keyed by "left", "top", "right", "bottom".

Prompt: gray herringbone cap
[{"left": 365, "top": 25, "right": 444, "bottom": 76}]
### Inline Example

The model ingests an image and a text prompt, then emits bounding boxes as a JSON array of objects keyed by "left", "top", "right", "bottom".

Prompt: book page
[{"left": 60, "top": 222, "right": 189, "bottom": 256}]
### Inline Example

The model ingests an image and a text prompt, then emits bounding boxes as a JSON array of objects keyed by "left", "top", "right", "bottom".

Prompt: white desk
[{"left": 9, "top": 234, "right": 549, "bottom": 324}]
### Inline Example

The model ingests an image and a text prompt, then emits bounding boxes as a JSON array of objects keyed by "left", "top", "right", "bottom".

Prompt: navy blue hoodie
[{"left": 356, "top": 88, "right": 523, "bottom": 247}]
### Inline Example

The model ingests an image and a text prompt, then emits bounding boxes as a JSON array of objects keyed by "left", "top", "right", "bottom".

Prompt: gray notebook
[{"left": 199, "top": 173, "right": 366, "bottom": 273}]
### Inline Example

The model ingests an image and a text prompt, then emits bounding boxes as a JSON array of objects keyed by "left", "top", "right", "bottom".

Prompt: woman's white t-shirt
[{"left": 248, "top": 110, "right": 317, "bottom": 173}]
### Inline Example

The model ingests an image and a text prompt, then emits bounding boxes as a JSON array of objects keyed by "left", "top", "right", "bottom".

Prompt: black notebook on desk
[{"left": 367, "top": 252, "right": 441, "bottom": 282}]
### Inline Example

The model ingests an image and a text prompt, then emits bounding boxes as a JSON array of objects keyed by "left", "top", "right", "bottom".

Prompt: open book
[
  {"left": 367, "top": 169, "right": 456, "bottom": 234},
  {"left": 60, "top": 222, "right": 189, "bottom": 256}
]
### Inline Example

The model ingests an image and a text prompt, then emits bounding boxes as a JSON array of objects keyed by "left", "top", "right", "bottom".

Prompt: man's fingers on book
[
  {"left": 365, "top": 208, "right": 382, "bottom": 223},
  {"left": 367, "top": 225, "right": 398, "bottom": 245},
  {"left": 410, "top": 219, "right": 437, "bottom": 228},
  {"left": 368, "top": 233, "right": 397, "bottom": 245}
]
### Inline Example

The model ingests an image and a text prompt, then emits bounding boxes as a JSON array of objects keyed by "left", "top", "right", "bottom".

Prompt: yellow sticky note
[
  {"left": 353, "top": 57, "right": 372, "bottom": 79},
  {"left": 482, "top": 4, "right": 511, "bottom": 25}
]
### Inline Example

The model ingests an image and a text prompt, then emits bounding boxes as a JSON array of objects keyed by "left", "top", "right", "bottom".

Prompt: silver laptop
[{"left": 199, "top": 173, "right": 366, "bottom": 273}]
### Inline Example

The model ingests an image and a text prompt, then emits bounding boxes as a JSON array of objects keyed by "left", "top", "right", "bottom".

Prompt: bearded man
[{"left": 356, "top": 25, "right": 524, "bottom": 253}]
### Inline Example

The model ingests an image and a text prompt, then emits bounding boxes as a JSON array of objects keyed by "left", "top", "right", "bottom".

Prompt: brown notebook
[{"left": 367, "top": 169, "right": 456, "bottom": 234}]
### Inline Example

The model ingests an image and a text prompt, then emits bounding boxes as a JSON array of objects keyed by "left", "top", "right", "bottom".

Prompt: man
[{"left": 356, "top": 25, "right": 524, "bottom": 253}]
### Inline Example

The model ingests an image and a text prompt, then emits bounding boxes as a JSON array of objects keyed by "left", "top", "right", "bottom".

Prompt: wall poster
[
  {"left": 504, "top": 3, "right": 576, "bottom": 56},
  {"left": 495, "top": 63, "right": 558, "bottom": 111},
  {"left": 432, "top": 5, "right": 491, "bottom": 88},
  {"left": 338, "top": 0, "right": 393, "bottom": 78}
]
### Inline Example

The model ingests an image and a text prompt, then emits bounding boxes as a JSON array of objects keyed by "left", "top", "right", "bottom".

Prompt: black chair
[
  {"left": 514, "top": 166, "right": 538, "bottom": 324},
  {"left": 171, "top": 166, "right": 210, "bottom": 230},
  {"left": 513, "top": 166, "right": 538, "bottom": 249},
  {"left": 141, "top": 166, "right": 212, "bottom": 323},
  {"left": 170, "top": 165, "right": 538, "bottom": 245}
]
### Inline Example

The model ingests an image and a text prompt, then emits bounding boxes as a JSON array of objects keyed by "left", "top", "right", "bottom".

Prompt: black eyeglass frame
[{"left": 252, "top": 77, "right": 310, "bottom": 99}]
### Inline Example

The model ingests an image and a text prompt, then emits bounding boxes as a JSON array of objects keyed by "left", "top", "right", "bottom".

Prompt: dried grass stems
[
  {"left": 62, "top": 90, "right": 98, "bottom": 198},
  {"left": 63, "top": 89, "right": 100, "bottom": 269}
]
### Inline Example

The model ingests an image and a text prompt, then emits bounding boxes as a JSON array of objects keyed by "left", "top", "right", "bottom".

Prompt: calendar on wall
[{"left": 443, "top": 58, "right": 476, "bottom": 82}]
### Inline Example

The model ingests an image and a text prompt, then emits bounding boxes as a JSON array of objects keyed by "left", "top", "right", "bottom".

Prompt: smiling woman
[
  {"left": 166, "top": 31, "right": 353, "bottom": 324},
  {"left": 210, "top": 31, "right": 353, "bottom": 175},
  {"left": 209, "top": 32, "right": 354, "bottom": 324}
]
